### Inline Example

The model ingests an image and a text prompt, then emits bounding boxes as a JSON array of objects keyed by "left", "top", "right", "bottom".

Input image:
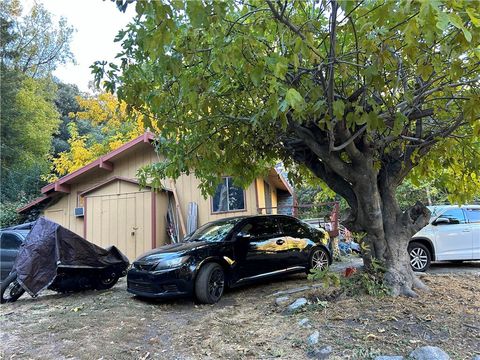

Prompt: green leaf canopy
[{"left": 96, "top": 0, "right": 479, "bottom": 203}]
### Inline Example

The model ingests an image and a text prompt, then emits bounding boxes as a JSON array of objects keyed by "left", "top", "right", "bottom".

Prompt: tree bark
[
  {"left": 293, "top": 142, "right": 432, "bottom": 296},
  {"left": 351, "top": 170, "right": 431, "bottom": 297}
]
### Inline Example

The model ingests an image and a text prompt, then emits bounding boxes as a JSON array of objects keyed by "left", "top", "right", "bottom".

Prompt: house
[{"left": 18, "top": 132, "right": 295, "bottom": 260}]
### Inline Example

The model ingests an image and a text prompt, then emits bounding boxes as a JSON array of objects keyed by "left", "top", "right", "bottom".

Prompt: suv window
[
  {"left": 239, "top": 218, "right": 280, "bottom": 238},
  {"left": 439, "top": 208, "right": 466, "bottom": 224},
  {"left": 0, "top": 233, "right": 23, "bottom": 249},
  {"left": 280, "top": 218, "right": 310, "bottom": 238},
  {"left": 464, "top": 208, "right": 480, "bottom": 223}
]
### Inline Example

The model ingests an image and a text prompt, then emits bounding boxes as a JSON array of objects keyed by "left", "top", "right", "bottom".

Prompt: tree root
[
  {"left": 412, "top": 275, "right": 430, "bottom": 292},
  {"left": 384, "top": 266, "right": 430, "bottom": 297}
]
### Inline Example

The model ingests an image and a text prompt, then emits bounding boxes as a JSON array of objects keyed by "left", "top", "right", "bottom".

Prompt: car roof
[
  {"left": 0, "top": 229, "right": 29, "bottom": 239},
  {"left": 207, "top": 214, "right": 297, "bottom": 225},
  {"left": 427, "top": 204, "right": 480, "bottom": 218},
  {"left": 428, "top": 204, "right": 480, "bottom": 211}
]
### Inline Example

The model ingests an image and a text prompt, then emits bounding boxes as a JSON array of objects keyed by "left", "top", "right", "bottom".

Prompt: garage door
[{"left": 85, "top": 192, "right": 152, "bottom": 261}]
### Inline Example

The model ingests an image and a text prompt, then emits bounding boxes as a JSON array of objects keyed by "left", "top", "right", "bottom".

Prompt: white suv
[{"left": 408, "top": 205, "right": 480, "bottom": 272}]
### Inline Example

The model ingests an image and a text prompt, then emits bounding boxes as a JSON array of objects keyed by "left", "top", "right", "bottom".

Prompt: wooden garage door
[{"left": 85, "top": 192, "right": 152, "bottom": 261}]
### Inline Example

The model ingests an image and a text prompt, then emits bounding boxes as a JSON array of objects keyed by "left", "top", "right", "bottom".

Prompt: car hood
[{"left": 134, "top": 241, "right": 210, "bottom": 263}]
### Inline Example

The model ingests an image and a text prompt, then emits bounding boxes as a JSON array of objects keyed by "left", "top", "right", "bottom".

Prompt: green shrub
[
  {"left": 0, "top": 199, "right": 27, "bottom": 228},
  {"left": 308, "top": 259, "right": 389, "bottom": 298}
]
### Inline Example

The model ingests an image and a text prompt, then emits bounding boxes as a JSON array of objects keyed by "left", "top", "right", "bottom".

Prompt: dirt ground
[{"left": 1, "top": 263, "right": 479, "bottom": 360}]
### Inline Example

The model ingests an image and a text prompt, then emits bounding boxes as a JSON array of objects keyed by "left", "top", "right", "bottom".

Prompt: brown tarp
[{"left": 13, "top": 217, "right": 129, "bottom": 296}]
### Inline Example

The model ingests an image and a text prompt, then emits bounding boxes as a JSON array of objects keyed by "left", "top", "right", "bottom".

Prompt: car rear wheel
[
  {"left": 308, "top": 248, "right": 330, "bottom": 272},
  {"left": 1, "top": 272, "right": 25, "bottom": 303},
  {"left": 195, "top": 263, "right": 225, "bottom": 304},
  {"left": 408, "top": 242, "right": 431, "bottom": 272}
]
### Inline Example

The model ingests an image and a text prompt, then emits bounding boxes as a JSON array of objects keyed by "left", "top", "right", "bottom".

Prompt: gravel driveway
[{"left": 1, "top": 258, "right": 479, "bottom": 360}]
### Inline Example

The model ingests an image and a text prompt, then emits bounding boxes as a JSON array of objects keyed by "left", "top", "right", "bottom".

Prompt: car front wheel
[
  {"left": 408, "top": 242, "right": 431, "bottom": 272},
  {"left": 195, "top": 263, "right": 225, "bottom": 304},
  {"left": 308, "top": 248, "right": 330, "bottom": 272}
]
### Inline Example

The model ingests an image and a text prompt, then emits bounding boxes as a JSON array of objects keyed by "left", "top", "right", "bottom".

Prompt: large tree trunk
[
  {"left": 344, "top": 169, "right": 431, "bottom": 297},
  {"left": 290, "top": 124, "right": 432, "bottom": 297}
]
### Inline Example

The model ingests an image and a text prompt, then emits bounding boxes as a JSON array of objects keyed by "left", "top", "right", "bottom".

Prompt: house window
[
  {"left": 77, "top": 193, "right": 85, "bottom": 207},
  {"left": 212, "top": 177, "right": 245, "bottom": 213}
]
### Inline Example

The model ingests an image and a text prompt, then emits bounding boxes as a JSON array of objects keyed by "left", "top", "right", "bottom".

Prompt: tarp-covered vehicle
[{"left": 1, "top": 218, "right": 129, "bottom": 303}]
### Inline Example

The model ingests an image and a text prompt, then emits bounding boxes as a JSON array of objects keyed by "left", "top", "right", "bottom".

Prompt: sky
[{"left": 22, "top": 0, "right": 136, "bottom": 93}]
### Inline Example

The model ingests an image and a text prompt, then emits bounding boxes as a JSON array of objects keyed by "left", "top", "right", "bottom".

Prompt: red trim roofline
[
  {"left": 79, "top": 176, "right": 152, "bottom": 197},
  {"left": 42, "top": 132, "right": 155, "bottom": 194},
  {"left": 17, "top": 195, "right": 51, "bottom": 214}
]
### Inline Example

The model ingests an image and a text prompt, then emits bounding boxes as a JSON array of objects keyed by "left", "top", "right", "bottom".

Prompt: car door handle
[
  {"left": 462, "top": 229, "right": 471, "bottom": 232},
  {"left": 276, "top": 239, "right": 285, "bottom": 245}
]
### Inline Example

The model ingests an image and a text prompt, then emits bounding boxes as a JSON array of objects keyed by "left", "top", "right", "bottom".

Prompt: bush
[
  {"left": 0, "top": 199, "right": 27, "bottom": 228},
  {"left": 308, "top": 259, "right": 389, "bottom": 297}
]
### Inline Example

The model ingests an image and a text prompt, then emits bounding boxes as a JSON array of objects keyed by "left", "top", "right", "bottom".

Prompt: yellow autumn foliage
[
  {"left": 74, "top": 92, "right": 146, "bottom": 143},
  {"left": 46, "top": 92, "right": 157, "bottom": 182}
]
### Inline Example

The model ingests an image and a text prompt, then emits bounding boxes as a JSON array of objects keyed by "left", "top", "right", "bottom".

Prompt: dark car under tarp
[{"left": 13, "top": 217, "right": 129, "bottom": 296}]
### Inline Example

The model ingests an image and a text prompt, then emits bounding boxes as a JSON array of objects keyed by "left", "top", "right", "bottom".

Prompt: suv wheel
[
  {"left": 195, "top": 263, "right": 225, "bottom": 304},
  {"left": 408, "top": 242, "right": 431, "bottom": 272}
]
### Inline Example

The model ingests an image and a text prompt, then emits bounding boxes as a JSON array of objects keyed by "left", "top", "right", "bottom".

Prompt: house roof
[
  {"left": 19, "top": 131, "right": 294, "bottom": 213},
  {"left": 17, "top": 195, "right": 51, "bottom": 213},
  {"left": 41, "top": 132, "right": 155, "bottom": 195},
  {"left": 18, "top": 132, "right": 155, "bottom": 214},
  {"left": 269, "top": 167, "right": 294, "bottom": 195}
]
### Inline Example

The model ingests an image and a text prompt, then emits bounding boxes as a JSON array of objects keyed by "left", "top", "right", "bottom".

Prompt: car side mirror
[{"left": 433, "top": 217, "right": 450, "bottom": 225}]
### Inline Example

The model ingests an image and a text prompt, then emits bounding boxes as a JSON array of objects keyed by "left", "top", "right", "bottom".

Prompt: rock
[
  {"left": 298, "top": 318, "right": 310, "bottom": 328},
  {"left": 275, "top": 296, "right": 290, "bottom": 306},
  {"left": 374, "top": 356, "right": 404, "bottom": 360},
  {"left": 307, "top": 330, "right": 319, "bottom": 345},
  {"left": 286, "top": 297, "right": 308, "bottom": 313},
  {"left": 409, "top": 346, "right": 450, "bottom": 360},
  {"left": 308, "top": 345, "right": 332, "bottom": 359},
  {"left": 271, "top": 286, "right": 311, "bottom": 297}
]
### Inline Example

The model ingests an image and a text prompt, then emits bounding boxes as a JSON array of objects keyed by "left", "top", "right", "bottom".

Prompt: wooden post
[{"left": 170, "top": 180, "right": 187, "bottom": 238}]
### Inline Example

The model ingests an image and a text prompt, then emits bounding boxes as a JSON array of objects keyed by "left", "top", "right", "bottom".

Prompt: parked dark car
[
  {"left": 127, "top": 215, "right": 332, "bottom": 304},
  {"left": 0, "top": 223, "right": 33, "bottom": 281}
]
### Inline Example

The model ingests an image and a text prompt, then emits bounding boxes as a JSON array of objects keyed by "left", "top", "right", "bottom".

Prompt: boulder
[
  {"left": 275, "top": 296, "right": 290, "bottom": 306},
  {"left": 308, "top": 345, "right": 332, "bottom": 359},
  {"left": 307, "top": 330, "right": 319, "bottom": 345},
  {"left": 409, "top": 346, "right": 450, "bottom": 360},
  {"left": 286, "top": 297, "right": 308, "bottom": 313}
]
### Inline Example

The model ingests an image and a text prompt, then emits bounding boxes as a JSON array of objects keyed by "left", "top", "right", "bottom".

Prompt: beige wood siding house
[{"left": 19, "top": 132, "right": 294, "bottom": 261}]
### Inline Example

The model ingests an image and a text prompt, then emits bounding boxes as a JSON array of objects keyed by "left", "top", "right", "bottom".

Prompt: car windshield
[
  {"left": 427, "top": 206, "right": 447, "bottom": 218},
  {"left": 184, "top": 219, "right": 240, "bottom": 243}
]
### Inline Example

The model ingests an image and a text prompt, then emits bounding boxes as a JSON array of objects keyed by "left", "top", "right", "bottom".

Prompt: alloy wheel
[
  {"left": 208, "top": 268, "right": 224, "bottom": 300},
  {"left": 410, "top": 247, "right": 428, "bottom": 271},
  {"left": 312, "top": 249, "right": 329, "bottom": 270}
]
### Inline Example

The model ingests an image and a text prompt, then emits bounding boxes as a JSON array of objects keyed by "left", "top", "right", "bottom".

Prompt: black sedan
[{"left": 127, "top": 215, "right": 332, "bottom": 304}]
